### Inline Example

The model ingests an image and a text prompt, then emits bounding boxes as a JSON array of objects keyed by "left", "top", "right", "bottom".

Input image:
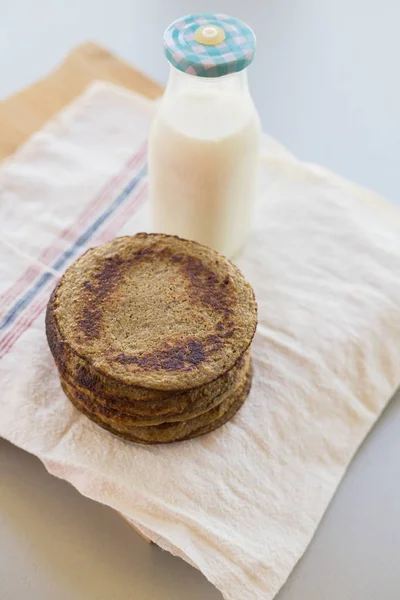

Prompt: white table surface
[{"left": 1, "top": 1, "right": 400, "bottom": 599}]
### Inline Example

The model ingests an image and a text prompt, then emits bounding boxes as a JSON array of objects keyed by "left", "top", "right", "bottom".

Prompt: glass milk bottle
[{"left": 148, "top": 13, "right": 261, "bottom": 258}]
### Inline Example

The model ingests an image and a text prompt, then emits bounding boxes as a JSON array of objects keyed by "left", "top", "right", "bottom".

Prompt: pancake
[
  {"left": 48, "top": 288, "right": 249, "bottom": 412},
  {"left": 60, "top": 351, "right": 251, "bottom": 426},
  {"left": 46, "top": 233, "right": 257, "bottom": 392},
  {"left": 61, "top": 363, "right": 252, "bottom": 444},
  {"left": 59, "top": 350, "right": 251, "bottom": 422}
]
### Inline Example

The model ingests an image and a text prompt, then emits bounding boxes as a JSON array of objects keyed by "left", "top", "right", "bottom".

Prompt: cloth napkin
[{"left": 1, "top": 81, "right": 400, "bottom": 600}]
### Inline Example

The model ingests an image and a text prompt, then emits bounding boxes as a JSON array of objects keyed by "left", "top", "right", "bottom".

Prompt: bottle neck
[{"left": 165, "top": 65, "right": 250, "bottom": 97}]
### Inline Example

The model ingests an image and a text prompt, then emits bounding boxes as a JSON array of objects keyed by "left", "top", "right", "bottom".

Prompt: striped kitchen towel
[
  {"left": 0, "top": 84, "right": 151, "bottom": 359},
  {"left": 1, "top": 81, "right": 400, "bottom": 600}
]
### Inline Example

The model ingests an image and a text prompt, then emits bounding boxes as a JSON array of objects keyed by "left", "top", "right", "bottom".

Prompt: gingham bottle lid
[{"left": 164, "top": 13, "right": 256, "bottom": 78}]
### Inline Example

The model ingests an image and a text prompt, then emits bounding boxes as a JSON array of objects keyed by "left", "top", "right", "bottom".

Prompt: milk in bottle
[{"left": 149, "top": 13, "right": 261, "bottom": 257}]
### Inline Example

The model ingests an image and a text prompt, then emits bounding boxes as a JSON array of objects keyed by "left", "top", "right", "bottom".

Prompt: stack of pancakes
[{"left": 46, "top": 233, "right": 257, "bottom": 444}]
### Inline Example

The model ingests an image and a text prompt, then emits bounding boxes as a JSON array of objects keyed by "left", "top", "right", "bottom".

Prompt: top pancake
[{"left": 47, "top": 233, "right": 257, "bottom": 391}]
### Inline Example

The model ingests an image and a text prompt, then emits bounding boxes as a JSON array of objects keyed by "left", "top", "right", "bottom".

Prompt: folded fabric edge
[
  {"left": 0, "top": 79, "right": 155, "bottom": 174},
  {"left": 303, "top": 160, "right": 400, "bottom": 227},
  {"left": 38, "top": 455, "right": 222, "bottom": 587}
]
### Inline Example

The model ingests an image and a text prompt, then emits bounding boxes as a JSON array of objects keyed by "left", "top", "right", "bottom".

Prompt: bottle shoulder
[{"left": 151, "top": 87, "right": 260, "bottom": 141}]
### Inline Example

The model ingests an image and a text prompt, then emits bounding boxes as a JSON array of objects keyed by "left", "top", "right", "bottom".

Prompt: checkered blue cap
[{"left": 164, "top": 13, "right": 256, "bottom": 78}]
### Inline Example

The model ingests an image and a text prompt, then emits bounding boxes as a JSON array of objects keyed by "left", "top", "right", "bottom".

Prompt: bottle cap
[{"left": 164, "top": 13, "right": 256, "bottom": 78}]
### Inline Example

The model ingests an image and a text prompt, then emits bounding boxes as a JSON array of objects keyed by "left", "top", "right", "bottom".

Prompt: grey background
[{"left": 1, "top": 1, "right": 399, "bottom": 599}]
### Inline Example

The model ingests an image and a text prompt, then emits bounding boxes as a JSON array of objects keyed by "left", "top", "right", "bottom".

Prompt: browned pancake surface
[{"left": 47, "top": 233, "right": 257, "bottom": 391}]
